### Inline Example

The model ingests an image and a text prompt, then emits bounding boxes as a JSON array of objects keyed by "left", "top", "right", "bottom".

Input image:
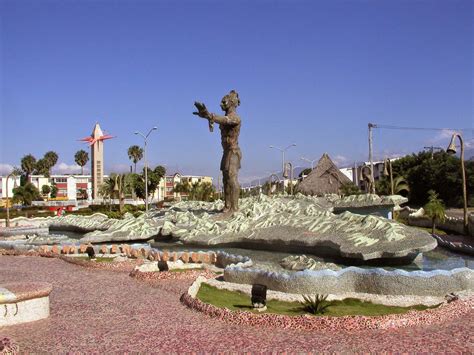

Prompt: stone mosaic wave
[
  {"left": 157, "top": 195, "right": 437, "bottom": 262},
  {"left": 1, "top": 195, "right": 437, "bottom": 263}
]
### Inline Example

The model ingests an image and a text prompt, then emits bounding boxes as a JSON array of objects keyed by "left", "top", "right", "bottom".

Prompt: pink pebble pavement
[{"left": 0, "top": 255, "right": 472, "bottom": 352}]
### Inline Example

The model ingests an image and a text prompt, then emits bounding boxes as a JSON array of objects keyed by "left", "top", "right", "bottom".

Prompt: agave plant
[{"left": 300, "top": 294, "right": 331, "bottom": 315}]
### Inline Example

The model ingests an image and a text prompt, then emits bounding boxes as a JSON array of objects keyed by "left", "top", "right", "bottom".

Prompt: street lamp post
[
  {"left": 446, "top": 133, "right": 468, "bottom": 234},
  {"left": 269, "top": 143, "right": 296, "bottom": 174},
  {"left": 300, "top": 157, "right": 318, "bottom": 170},
  {"left": 5, "top": 172, "right": 18, "bottom": 228},
  {"left": 135, "top": 126, "right": 158, "bottom": 212}
]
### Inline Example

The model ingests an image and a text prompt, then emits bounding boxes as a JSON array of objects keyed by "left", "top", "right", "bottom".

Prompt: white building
[
  {"left": 1, "top": 172, "right": 213, "bottom": 204},
  {"left": 339, "top": 158, "right": 401, "bottom": 191},
  {"left": 0, "top": 175, "right": 22, "bottom": 199}
]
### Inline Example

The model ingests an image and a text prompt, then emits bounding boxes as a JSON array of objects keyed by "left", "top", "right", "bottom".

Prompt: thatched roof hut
[{"left": 298, "top": 153, "right": 353, "bottom": 196}]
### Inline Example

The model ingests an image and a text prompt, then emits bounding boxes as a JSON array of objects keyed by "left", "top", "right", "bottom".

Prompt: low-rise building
[
  {"left": 158, "top": 173, "right": 213, "bottom": 201},
  {"left": 0, "top": 175, "right": 22, "bottom": 200},
  {"left": 1, "top": 172, "right": 213, "bottom": 204},
  {"left": 339, "top": 158, "right": 401, "bottom": 192},
  {"left": 0, "top": 174, "right": 108, "bottom": 202}
]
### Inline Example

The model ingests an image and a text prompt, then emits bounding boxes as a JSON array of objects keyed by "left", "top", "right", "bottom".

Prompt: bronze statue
[
  {"left": 361, "top": 166, "right": 375, "bottom": 194},
  {"left": 193, "top": 90, "right": 241, "bottom": 213}
]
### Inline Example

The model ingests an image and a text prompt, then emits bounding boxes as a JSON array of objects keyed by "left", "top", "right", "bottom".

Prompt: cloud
[
  {"left": 425, "top": 129, "right": 456, "bottom": 147},
  {"left": 52, "top": 162, "right": 83, "bottom": 174},
  {"left": 0, "top": 163, "right": 14, "bottom": 175},
  {"left": 107, "top": 164, "right": 131, "bottom": 174},
  {"left": 332, "top": 155, "right": 350, "bottom": 167}
]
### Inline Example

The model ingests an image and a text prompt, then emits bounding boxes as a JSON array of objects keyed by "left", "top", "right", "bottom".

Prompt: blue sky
[{"left": 1, "top": 0, "right": 472, "bottom": 182}]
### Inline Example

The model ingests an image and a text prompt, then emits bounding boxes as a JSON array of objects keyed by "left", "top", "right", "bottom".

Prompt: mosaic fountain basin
[{"left": 2, "top": 195, "right": 438, "bottom": 265}]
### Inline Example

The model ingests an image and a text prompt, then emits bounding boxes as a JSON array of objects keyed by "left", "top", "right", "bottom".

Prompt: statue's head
[{"left": 221, "top": 90, "right": 240, "bottom": 111}]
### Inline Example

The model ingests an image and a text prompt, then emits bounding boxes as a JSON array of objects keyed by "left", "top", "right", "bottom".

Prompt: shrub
[{"left": 300, "top": 294, "right": 332, "bottom": 315}]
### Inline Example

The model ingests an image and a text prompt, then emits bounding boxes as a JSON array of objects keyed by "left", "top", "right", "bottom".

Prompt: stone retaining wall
[
  {"left": 398, "top": 207, "right": 474, "bottom": 237},
  {"left": 223, "top": 266, "right": 474, "bottom": 296},
  {"left": 33, "top": 244, "right": 219, "bottom": 264},
  {"left": 2, "top": 242, "right": 251, "bottom": 271}
]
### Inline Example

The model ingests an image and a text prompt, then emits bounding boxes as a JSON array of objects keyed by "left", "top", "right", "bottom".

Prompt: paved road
[{"left": 0, "top": 256, "right": 473, "bottom": 353}]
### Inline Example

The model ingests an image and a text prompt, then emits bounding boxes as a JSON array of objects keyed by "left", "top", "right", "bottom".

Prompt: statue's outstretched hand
[{"left": 193, "top": 102, "right": 210, "bottom": 119}]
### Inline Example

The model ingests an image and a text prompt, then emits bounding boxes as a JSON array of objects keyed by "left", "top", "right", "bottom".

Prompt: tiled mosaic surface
[{"left": 0, "top": 256, "right": 472, "bottom": 352}]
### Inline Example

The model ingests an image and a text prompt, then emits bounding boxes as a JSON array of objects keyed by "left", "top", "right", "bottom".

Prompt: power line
[{"left": 371, "top": 124, "right": 473, "bottom": 132}]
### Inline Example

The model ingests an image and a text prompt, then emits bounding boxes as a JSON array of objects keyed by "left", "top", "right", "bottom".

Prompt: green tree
[
  {"left": 154, "top": 165, "right": 166, "bottom": 180},
  {"left": 189, "top": 181, "right": 216, "bottom": 201},
  {"left": 376, "top": 176, "right": 410, "bottom": 196},
  {"left": 43, "top": 151, "right": 58, "bottom": 174},
  {"left": 99, "top": 177, "right": 115, "bottom": 209},
  {"left": 34, "top": 158, "right": 50, "bottom": 177},
  {"left": 20, "top": 154, "right": 37, "bottom": 182},
  {"left": 109, "top": 173, "right": 135, "bottom": 212},
  {"left": 50, "top": 183, "right": 58, "bottom": 198},
  {"left": 127, "top": 145, "right": 144, "bottom": 173},
  {"left": 132, "top": 165, "right": 166, "bottom": 201},
  {"left": 380, "top": 150, "right": 473, "bottom": 207},
  {"left": 424, "top": 190, "right": 446, "bottom": 234},
  {"left": 174, "top": 181, "right": 191, "bottom": 197},
  {"left": 74, "top": 150, "right": 89, "bottom": 175},
  {"left": 12, "top": 182, "right": 42, "bottom": 206},
  {"left": 41, "top": 185, "right": 51, "bottom": 197}
]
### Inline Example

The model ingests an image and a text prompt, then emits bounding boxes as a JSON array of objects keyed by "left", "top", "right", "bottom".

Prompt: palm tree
[
  {"left": 99, "top": 177, "right": 115, "bottom": 209},
  {"left": 424, "top": 190, "right": 446, "bottom": 234},
  {"left": 21, "top": 154, "right": 37, "bottom": 182},
  {"left": 174, "top": 181, "right": 190, "bottom": 200},
  {"left": 128, "top": 145, "right": 144, "bottom": 173},
  {"left": 393, "top": 176, "right": 410, "bottom": 195},
  {"left": 74, "top": 150, "right": 89, "bottom": 175},
  {"left": 34, "top": 158, "right": 50, "bottom": 177},
  {"left": 44, "top": 151, "right": 58, "bottom": 174}
]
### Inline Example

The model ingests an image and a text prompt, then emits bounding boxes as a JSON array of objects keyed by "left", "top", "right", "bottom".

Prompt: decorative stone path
[{"left": 0, "top": 256, "right": 472, "bottom": 352}]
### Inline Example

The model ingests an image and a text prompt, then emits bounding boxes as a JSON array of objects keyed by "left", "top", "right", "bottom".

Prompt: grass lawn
[{"left": 197, "top": 284, "right": 435, "bottom": 317}]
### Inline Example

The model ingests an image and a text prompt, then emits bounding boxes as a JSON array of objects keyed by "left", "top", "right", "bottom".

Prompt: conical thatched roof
[{"left": 298, "top": 153, "right": 353, "bottom": 196}]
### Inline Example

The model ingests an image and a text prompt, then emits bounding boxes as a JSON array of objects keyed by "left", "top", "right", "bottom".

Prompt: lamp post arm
[{"left": 135, "top": 131, "right": 146, "bottom": 140}]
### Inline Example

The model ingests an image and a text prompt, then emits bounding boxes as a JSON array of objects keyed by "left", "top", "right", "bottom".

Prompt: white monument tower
[{"left": 80, "top": 123, "right": 114, "bottom": 200}]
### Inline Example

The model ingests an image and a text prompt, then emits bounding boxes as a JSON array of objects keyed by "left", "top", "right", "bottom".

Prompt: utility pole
[
  {"left": 423, "top": 146, "right": 443, "bottom": 159},
  {"left": 368, "top": 123, "right": 376, "bottom": 193},
  {"left": 135, "top": 126, "right": 158, "bottom": 212}
]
